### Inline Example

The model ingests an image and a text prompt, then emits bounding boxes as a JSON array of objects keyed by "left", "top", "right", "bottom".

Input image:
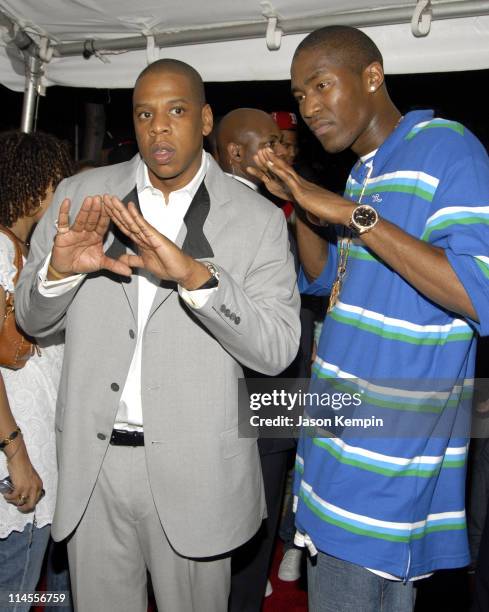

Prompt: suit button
[
  {"left": 220, "top": 304, "right": 226, "bottom": 313},
  {"left": 225, "top": 309, "right": 231, "bottom": 317},
  {"left": 111, "top": 383, "right": 119, "bottom": 392},
  {"left": 129, "top": 329, "right": 135, "bottom": 339},
  {"left": 230, "top": 313, "right": 236, "bottom": 321},
  {"left": 97, "top": 433, "right": 107, "bottom": 440},
  {"left": 235, "top": 316, "right": 241, "bottom": 325}
]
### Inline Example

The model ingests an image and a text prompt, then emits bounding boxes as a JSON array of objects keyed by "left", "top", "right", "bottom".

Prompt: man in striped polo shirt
[{"left": 251, "top": 25, "right": 489, "bottom": 612}]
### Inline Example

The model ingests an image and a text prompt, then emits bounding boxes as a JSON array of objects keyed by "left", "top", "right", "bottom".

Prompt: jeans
[
  {"left": 308, "top": 550, "right": 416, "bottom": 612},
  {"left": 45, "top": 539, "right": 73, "bottom": 612},
  {"left": 0, "top": 523, "right": 50, "bottom": 612}
]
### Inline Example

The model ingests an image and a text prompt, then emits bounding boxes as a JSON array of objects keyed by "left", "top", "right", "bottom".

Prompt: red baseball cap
[{"left": 271, "top": 111, "right": 297, "bottom": 131}]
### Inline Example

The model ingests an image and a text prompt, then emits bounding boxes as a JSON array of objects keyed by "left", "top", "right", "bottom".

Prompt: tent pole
[
  {"left": 20, "top": 54, "right": 42, "bottom": 133},
  {"left": 54, "top": 0, "right": 489, "bottom": 58}
]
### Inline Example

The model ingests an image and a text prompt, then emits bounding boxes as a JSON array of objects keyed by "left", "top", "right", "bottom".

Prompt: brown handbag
[{"left": 0, "top": 225, "right": 36, "bottom": 369}]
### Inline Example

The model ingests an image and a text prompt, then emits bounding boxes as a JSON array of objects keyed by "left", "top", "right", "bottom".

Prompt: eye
[
  {"left": 294, "top": 93, "right": 305, "bottom": 104},
  {"left": 137, "top": 111, "right": 152, "bottom": 120},
  {"left": 317, "top": 81, "right": 330, "bottom": 91},
  {"left": 170, "top": 106, "right": 185, "bottom": 116}
]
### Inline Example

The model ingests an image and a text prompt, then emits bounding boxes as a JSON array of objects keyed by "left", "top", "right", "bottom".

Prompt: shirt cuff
[
  {"left": 178, "top": 285, "right": 218, "bottom": 309},
  {"left": 38, "top": 255, "right": 85, "bottom": 297}
]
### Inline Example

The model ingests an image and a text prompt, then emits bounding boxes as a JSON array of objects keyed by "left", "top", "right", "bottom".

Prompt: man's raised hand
[
  {"left": 250, "top": 148, "right": 348, "bottom": 225},
  {"left": 103, "top": 195, "right": 210, "bottom": 288},
  {"left": 49, "top": 196, "right": 133, "bottom": 279}
]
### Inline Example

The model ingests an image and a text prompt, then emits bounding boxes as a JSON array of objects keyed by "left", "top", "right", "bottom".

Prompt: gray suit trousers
[{"left": 67, "top": 445, "right": 230, "bottom": 612}]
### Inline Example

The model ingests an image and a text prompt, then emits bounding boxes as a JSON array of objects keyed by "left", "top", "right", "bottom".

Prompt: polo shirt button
[
  {"left": 220, "top": 304, "right": 226, "bottom": 313},
  {"left": 225, "top": 309, "right": 231, "bottom": 317},
  {"left": 111, "top": 383, "right": 119, "bottom": 392},
  {"left": 129, "top": 329, "right": 135, "bottom": 339},
  {"left": 235, "top": 316, "right": 241, "bottom": 325},
  {"left": 230, "top": 313, "right": 236, "bottom": 321},
  {"left": 97, "top": 433, "right": 107, "bottom": 440}
]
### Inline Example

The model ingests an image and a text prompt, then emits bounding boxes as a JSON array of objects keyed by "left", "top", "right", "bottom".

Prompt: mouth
[
  {"left": 310, "top": 120, "right": 333, "bottom": 137},
  {"left": 151, "top": 142, "right": 176, "bottom": 164}
]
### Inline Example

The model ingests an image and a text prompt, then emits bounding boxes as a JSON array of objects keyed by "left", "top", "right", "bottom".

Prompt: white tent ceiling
[{"left": 0, "top": 0, "right": 489, "bottom": 92}]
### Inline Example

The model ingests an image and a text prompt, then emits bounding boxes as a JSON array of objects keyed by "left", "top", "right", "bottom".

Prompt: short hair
[
  {"left": 0, "top": 130, "right": 74, "bottom": 226},
  {"left": 294, "top": 25, "right": 383, "bottom": 74},
  {"left": 135, "top": 58, "right": 206, "bottom": 105}
]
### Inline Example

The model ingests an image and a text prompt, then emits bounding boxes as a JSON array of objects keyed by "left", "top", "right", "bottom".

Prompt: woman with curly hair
[{"left": 0, "top": 130, "right": 73, "bottom": 607}]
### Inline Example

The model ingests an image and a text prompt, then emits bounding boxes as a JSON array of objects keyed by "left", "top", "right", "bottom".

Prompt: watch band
[{"left": 194, "top": 262, "right": 220, "bottom": 290}]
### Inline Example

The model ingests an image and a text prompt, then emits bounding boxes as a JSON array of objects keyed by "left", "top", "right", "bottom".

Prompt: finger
[
  {"left": 105, "top": 202, "right": 144, "bottom": 246},
  {"left": 118, "top": 253, "right": 146, "bottom": 269},
  {"left": 126, "top": 202, "right": 166, "bottom": 246},
  {"left": 70, "top": 196, "right": 97, "bottom": 232},
  {"left": 105, "top": 197, "right": 141, "bottom": 236},
  {"left": 259, "top": 155, "right": 302, "bottom": 193},
  {"left": 84, "top": 199, "right": 104, "bottom": 232},
  {"left": 246, "top": 165, "right": 271, "bottom": 183},
  {"left": 99, "top": 254, "right": 133, "bottom": 277},
  {"left": 94, "top": 200, "right": 112, "bottom": 237},
  {"left": 56, "top": 199, "right": 72, "bottom": 234},
  {"left": 253, "top": 147, "right": 274, "bottom": 172}
]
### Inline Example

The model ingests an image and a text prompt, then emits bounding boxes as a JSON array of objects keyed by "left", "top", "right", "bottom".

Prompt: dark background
[{"left": 1, "top": 68, "right": 488, "bottom": 191}]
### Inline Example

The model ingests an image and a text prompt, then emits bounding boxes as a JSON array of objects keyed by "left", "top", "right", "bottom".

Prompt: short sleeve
[
  {"left": 0, "top": 233, "right": 17, "bottom": 293},
  {"left": 298, "top": 239, "right": 337, "bottom": 296},
  {"left": 421, "top": 133, "right": 489, "bottom": 335}
]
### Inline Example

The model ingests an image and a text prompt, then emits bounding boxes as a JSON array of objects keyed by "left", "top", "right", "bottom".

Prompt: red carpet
[
  {"left": 262, "top": 544, "right": 308, "bottom": 612},
  {"left": 32, "top": 541, "right": 308, "bottom": 612}
]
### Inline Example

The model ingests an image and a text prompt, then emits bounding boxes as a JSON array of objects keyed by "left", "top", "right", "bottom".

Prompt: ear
[
  {"left": 363, "top": 61, "right": 385, "bottom": 94},
  {"left": 201, "top": 104, "right": 213, "bottom": 136},
  {"left": 227, "top": 142, "right": 242, "bottom": 163}
]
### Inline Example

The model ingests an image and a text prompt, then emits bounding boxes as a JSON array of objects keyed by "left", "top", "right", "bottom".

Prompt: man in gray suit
[{"left": 15, "top": 59, "right": 300, "bottom": 612}]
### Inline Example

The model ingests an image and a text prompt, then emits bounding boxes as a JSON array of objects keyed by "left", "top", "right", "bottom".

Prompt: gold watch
[{"left": 348, "top": 205, "right": 379, "bottom": 236}]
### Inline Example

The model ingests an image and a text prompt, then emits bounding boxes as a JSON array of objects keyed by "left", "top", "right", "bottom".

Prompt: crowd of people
[{"left": 1, "top": 24, "right": 489, "bottom": 612}]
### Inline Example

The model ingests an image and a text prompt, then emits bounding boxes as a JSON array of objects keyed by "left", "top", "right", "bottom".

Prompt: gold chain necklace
[
  {"left": 327, "top": 163, "right": 373, "bottom": 313},
  {"left": 326, "top": 114, "right": 404, "bottom": 314}
]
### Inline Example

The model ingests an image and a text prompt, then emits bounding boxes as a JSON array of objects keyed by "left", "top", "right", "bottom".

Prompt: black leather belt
[{"left": 110, "top": 429, "right": 144, "bottom": 446}]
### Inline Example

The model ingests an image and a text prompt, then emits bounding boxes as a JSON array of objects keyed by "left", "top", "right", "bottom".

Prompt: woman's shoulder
[{"left": 0, "top": 230, "right": 18, "bottom": 292}]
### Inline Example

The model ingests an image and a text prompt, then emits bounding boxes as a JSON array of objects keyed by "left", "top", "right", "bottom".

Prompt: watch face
[{"left": 353, "top": 205, "right": 377, "bottom": 228}]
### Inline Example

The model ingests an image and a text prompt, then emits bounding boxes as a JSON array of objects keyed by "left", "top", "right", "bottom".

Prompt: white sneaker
[
  {"left": 278, "top": 548, "right": 302, "bottom": 581},
  {"left": 265, "top": 579, "right": 273, "bottom": 597}
]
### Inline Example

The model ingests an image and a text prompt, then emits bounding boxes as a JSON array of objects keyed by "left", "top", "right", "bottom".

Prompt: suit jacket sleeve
[
  {"left": 186, "top": 207, "right": 301, "bottom": 376},
  {"left": 15, "top": 177, "right": 86, "bottom": 337}
]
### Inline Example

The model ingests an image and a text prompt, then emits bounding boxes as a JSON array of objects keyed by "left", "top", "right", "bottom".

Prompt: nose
[
  {"left": 150, "top": 113, "right": 171, "bottom": 136},
  {"left": 301, "top": 91, "right": 322, "bottom": 120}
]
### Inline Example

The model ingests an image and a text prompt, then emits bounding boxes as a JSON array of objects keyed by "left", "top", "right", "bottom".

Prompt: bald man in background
[{"left": 217, "top": 108, "right": 301, "bottom": 610}]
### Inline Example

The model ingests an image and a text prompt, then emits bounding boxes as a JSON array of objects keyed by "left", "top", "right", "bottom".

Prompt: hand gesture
[
  {"left": 3, "top": 440, "right": 43, "bottom": 514},
  {"left": 251, "top": 148, "right": 349, "bottom": 225},
  {"left": 49, "top": 196, "right": 130, "bottom": 277},
  {"left": 103, "top": 195, "right": 209, "bottom": 288},
  {"left": 246, "top": 149, "right": 293, "bottom": 201}
]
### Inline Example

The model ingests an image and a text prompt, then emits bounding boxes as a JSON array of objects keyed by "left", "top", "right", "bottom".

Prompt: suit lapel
[
  {"left": 148, "top": 180, "right": 215, "bottom": 318},
  {"left": 105, "top": 186, "right": 140, "bottom": 322},
  {"left": 105, "top": 156, "right": 230, "bottom": 323}
]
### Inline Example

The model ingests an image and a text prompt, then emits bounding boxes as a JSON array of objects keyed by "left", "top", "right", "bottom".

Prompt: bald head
[
  {"left": 136, "top": 58, "right": 206, "bottom": 105},
  {"left": 216, "top": 108, "right": 284, "bottom": 184},
  {"left": 294, "top": 25, "right": 383, "bottom": 75}
]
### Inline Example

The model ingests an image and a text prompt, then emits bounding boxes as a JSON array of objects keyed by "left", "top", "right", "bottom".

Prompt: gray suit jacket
[{"left": 15, "top": 154, "right": 300, "bottom": 557}]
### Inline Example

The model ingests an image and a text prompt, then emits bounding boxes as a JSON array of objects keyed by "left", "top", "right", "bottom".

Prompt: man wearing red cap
[{"left": 271, "top": 111, "right": 299, "bottom": 167}]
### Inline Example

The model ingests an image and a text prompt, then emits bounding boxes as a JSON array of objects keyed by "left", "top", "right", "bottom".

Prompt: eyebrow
[
  {"left": 134, "top": 97, "right": 190, "bottom": 108},
  {"left": 291, "top": 67, "right": 331, "bottom": 92}
]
